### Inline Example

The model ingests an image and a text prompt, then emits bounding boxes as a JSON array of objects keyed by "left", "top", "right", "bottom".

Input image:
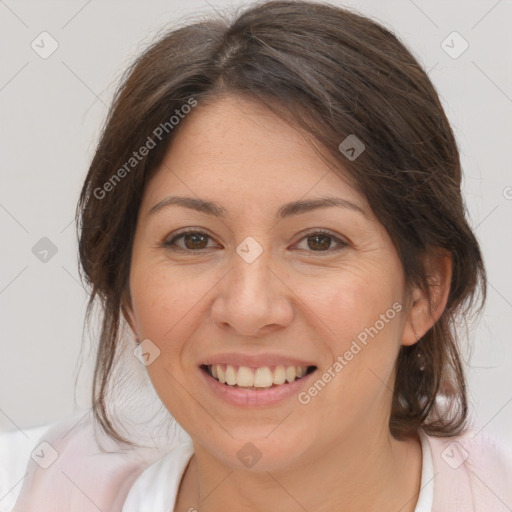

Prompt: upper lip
[{"left": 200, "top": 353, "right": 317, "bottom": 369}]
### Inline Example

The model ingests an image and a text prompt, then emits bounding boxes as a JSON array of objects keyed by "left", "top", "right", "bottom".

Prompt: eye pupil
[
  {"left": 184, "top": 233, "right": 208, "bottom": 250},
  {"left": 308, "top": 234, "right": 331, "bottom": 251}
]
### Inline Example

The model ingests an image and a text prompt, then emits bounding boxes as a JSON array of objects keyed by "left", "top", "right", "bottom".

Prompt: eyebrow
[{"left": 148, "top": 195, "right": 366, "bottom": 219}]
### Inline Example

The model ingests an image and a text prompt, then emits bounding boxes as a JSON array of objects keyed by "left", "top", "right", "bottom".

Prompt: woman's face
[{"left": 128, "top": 95, "right": 417, "bottom": 471}]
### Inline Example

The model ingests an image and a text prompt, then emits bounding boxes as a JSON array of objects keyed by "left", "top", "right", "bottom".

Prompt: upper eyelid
[{"left": 165, "top": 228, "right": 217, "bottom": 244}]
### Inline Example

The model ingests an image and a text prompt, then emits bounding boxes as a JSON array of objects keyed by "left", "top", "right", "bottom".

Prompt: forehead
[{"left": 141, "top": 96, "right": 367, "bottom": 215}]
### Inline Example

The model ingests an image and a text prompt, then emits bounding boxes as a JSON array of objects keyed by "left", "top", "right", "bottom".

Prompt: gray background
[{"left": 1, "top": 0, "right": 511, "bottom": 449}]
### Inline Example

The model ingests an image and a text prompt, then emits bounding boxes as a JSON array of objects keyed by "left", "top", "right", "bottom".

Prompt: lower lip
[{"left": 199, "top": 366, "right": 317, "bottom": 407}]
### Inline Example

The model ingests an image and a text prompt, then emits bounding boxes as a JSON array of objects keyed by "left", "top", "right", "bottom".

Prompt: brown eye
[
  {"left": 307, "top": 234, "right": 332, "bottom": 251},
  {"left": 295, "top": 230, "right": 348, "bottom": 253},
  {"left": 182, "top": 232, "right": 209, "bottom": 250},
  {"left": 164, "top": 231, "right": 216, "bottom": 251}
]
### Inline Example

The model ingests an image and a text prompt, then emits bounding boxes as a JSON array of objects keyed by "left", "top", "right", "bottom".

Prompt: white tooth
[
  {"left": 254, "top": 367, "right": 273, "bottom": 388},
  {"left": 237, "top": 366, "right": 254, "bottom": 387},
  {"left": 215, "top": 364, "right": 308, "bottom": 387},
  {"left": 285, "top": 366, "right": 296, "bottom": 383},
  {"left": 225, "top": 365, "right": 237, "bottom": 385},
  {"left": 273, "top": 365, "right": 287, "bottom": 385},
  {"left": 217, "top": 365, "right": 226, "bottom": 384}
]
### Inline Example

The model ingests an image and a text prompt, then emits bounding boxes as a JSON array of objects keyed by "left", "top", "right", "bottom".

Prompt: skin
[{"left": 126, "top": 95, "right": 451, "bottom": 512}]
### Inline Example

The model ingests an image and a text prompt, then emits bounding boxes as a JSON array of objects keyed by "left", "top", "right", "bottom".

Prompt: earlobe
[{"left": 402, "top": 252, "right": 452, "bottom": 346}]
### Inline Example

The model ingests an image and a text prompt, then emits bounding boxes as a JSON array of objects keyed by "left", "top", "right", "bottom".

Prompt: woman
[{"left": 11, "top": 1, "right": 511, "bottom": 511}]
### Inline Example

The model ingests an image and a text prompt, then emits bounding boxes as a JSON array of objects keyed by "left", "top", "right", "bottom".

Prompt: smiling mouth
[{"left": 201, "top": 364, "right": 317, "bottom": 390}]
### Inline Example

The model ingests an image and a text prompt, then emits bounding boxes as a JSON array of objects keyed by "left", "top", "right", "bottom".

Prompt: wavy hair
[{"left": 77, "top": 0, "right": 486, "bottom": 446}]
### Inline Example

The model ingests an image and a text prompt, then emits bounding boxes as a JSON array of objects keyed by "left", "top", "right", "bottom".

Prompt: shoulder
[
  {"left": 0, "top": 423, "right": 51, "bottom": 511},
  {"left": 425, "top": 428, "right": 512, "bottom": 511},
  {"left": 10, "top": 411, "right": 164, "bottom": 512}
]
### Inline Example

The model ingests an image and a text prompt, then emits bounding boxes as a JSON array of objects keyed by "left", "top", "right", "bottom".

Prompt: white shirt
[{"left": 122, "top": 431, "right": 434, "bottom": 512}]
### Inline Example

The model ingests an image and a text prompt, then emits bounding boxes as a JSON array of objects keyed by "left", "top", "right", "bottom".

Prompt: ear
[{"left": 401, "top": 250, "right": 452, "bottom": 346}]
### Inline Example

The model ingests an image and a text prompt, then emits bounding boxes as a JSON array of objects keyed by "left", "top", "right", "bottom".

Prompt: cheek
[
  {"left": 305, "top": 264, "right": 403, "bottom": 342},
  {"left": 300, "top": 263, "right": 405, "bottom": 404},
  {"left": 130, "top": 261, "right": 208, "bottom": 339},
  {"left": 300, "top": 284, "right": 404, "bottom": 426},
  {"left": 129, "top": 263, "right": 212, "bottom": 420}
]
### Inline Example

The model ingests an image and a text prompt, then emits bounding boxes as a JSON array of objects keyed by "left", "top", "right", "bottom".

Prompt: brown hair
[{"left": 77, "top": 0, "right": 486, "bottom": 446}]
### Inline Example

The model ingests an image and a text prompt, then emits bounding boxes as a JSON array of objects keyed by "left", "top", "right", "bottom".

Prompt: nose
[{"left": 210, "top": 249, "right": 294, "bottom": 337}]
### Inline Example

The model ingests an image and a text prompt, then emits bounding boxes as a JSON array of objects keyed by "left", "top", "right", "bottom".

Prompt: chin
[{"left": 195, "top": 426, "right": 315, "bottom": 473}]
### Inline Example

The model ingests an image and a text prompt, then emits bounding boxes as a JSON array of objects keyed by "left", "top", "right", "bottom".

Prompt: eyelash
[{"left": 162, "top": 229, "right": 348, "bottom": 254}]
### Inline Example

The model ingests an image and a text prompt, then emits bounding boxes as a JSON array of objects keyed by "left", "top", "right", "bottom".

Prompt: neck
[{"left": 176, "top": 426, "right": 422, "bottom": 512}]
